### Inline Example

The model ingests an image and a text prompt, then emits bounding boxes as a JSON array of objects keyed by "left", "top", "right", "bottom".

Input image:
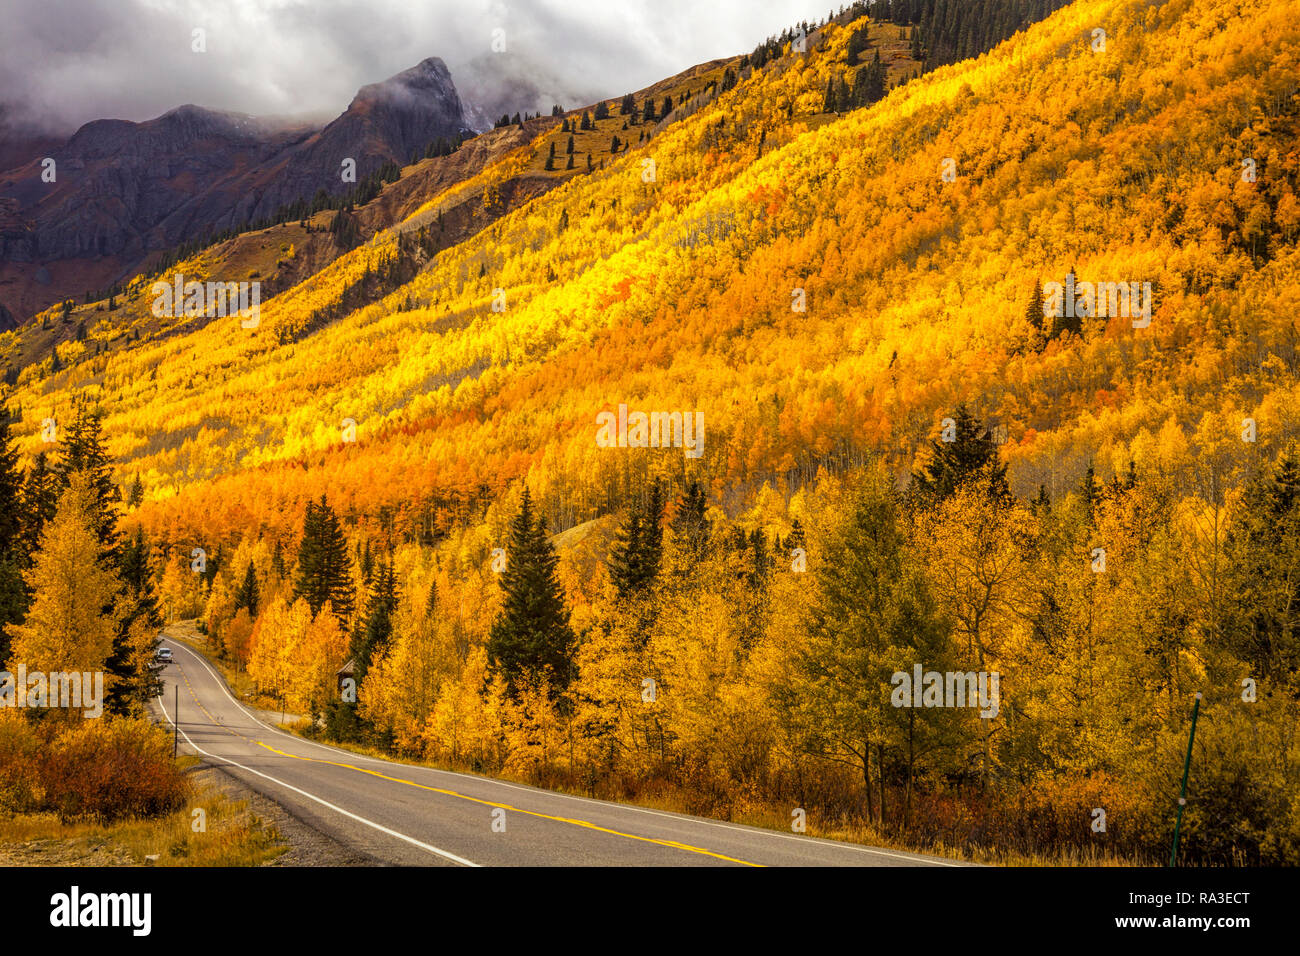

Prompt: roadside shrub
[
  {"left": 38, "top": 717, "right": 189, "bottom": 823},
  {"left": 0, "top": 712, "right": 42, "bottom": 813}
]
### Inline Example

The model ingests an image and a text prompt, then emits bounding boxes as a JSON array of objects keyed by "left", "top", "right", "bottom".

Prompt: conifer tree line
[
  {"left": 173, "top": 401, "right": 1300, "bottom": 863},
  {"left": 10, "top": 391, "right": 1296, "bottom": 861},
  {"left": 746, "top": 0, "right": 1070, "bottom": 106},
  {"left": 0, "top": 399, "right": 162, "bottom": 717}
]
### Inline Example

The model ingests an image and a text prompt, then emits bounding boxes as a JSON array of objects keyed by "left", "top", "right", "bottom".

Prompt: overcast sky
[{"left": 0, "top": 0, "right": 832, "bottom": 133}]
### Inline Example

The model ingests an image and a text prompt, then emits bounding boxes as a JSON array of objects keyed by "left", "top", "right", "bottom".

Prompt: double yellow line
[
  {"left": 174, "top": 655, "right": 761, "bottom": 866},
  {"left": 257, "top": 740, "right": 763, "bottom": 866}
]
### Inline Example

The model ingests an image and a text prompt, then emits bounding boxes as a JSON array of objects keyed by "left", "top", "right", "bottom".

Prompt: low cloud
[{"left": 0, "top": 0, "right": 829, "bottom": 135}]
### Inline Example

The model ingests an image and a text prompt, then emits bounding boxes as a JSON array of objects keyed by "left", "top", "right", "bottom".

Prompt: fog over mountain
[{"left": 0, "top": 0, "right": 829, "bottom": 137}]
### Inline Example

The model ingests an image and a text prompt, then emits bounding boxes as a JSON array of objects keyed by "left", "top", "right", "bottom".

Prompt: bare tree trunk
[
  {"left": 906, "top": 710, "right": 915, "bottom": 830},
  {"left": 862, "top": 747, "right": 875, "bottom": 824},
  {"left": 878, "top": 743, "right": 887, "bottom": 831}
]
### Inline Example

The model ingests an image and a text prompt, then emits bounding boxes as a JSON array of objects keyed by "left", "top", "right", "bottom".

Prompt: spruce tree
[
  {"left": 846, "top": 24, "right": 870, "bottom": 65},
  {"left": 909, "top": 405, "right": 1010, "bottom": 505},
  {"left": 56, "top": 400, "right": 119, "bottom": 563},
  {"left": 351, "top": 557, "right": 398, "bottom": 687},
  {"left": 126, "top": 472, "right": 143, "bottom": 507},
  {"left": 20, "top": 452, "right": 59, "bottom": 561},
  {"left": 294, "top": 496, "right": 355, "bottom": 625},
  {"left": 235, "top": 560, "right": 260, "bottom": 617},
  {"left": 835, "top": 76, "right": 852, "bottom": 113},
  {"left": 1224, "top": 445, "right": 1300, "bottom": 685},
  {"left": 865, "top": 50, "right": 886, "bottom": 102},
  {"left": 487, "top": 487, "right": 575, "bottom": 698},
  {"left": 788, "top": 517, "right": 808, "bottom": 552},
  {"left": 671, "top": 482, "right": 710, "bottom": 567},
  {"left": 53, "top": 401, "right": 160, "bottom": 714},
  {"left": 0, "top": 418, "right": 27, "bottom": 663}
]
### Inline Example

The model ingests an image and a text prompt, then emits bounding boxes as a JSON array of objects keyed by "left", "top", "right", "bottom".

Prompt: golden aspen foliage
[{"left": 6, "top": 474, "right": 121, "bottom": 677}]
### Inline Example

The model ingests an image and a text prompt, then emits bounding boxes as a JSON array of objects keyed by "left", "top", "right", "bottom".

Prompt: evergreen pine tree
[
  {"left": 846, "top": 24, "right": 870, "bottom": 65},
  {"left": 126, "top": 472, "right": 143, "bottom": 508},
  {"left": 0, "top": 418, "right": 27, "bottom": 663},
  {"left": 1026, "top": 278, "right": 1048, "bottom": 350},
  {"left": 608, "top": 504, "right": 648, "bottom": 601},
  {"left": 865, "top": 50, "right": 886, "bottom": 102},
  {"left": 1224, "top": 444, "right": 1300, "bottom": 685},
  {"left": 852, "top": 66, "right": 870, "bottom": 107},
  {"left": 1079, "top": 463, "right": 1098, "bottom": 525},
  {"left": 53, "top": 400, "right": 161, "bottom": 714},
  {"left": 835, "top": 76, "right": 852, "bottom": 113},
  {"left": 671, "top": 482, "right": 710, "bottom": 567},
  {"left": 235, "top": 560, "right": 260, "bottom": 617},
  {"left": 351, "top": 557, "right": 398, "bottom": 687},
  {"left": 487, "top": 487, "right": 575, "bottom": 698},
  {"left": 20, "top": 452, "right": 59, "bottom": 561},
  {"left": 294, "top": 496, "right": 355, "bottom": 625},
  {"left": 910, "top": 405, "right": 1010, "bottom": 504},
  {"left": 788, "top": 517, "right": 808, "bottom": 553}
]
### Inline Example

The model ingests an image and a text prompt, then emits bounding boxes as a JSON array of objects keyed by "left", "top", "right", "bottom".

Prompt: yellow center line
[
  {"left": 172, "top": 654, "right": 761, "bottom": 866},
  {"left": 254, "top": 744, "right": 763, "bottom": 867}
]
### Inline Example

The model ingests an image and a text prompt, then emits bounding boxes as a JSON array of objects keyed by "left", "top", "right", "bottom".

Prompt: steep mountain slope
[
  {"left": 6, "top": 0, "right": 1299, "bottom": 545},
  {"left": 0, "top": 58, "right": 467, "bottom": 320},
  {"left": 6, "top": 0, "right": 1300, "bottom": 868},
  {"left": 0, "top": 53, "right": 749, "bottom": 378}
]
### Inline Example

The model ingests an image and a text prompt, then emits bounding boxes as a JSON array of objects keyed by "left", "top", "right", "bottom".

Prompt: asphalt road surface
[{"left": 153, "top": 639, "right": 964, "bottom": 867}]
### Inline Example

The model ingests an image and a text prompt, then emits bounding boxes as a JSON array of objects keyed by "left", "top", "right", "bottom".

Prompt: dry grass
[{"left": 0, "top": 766, "right": 287, "bottom": 867}]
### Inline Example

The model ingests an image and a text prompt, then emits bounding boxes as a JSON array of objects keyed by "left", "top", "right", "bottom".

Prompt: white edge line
[
  {"left": 156, "top": 687, "right": 479, "bottom": 868},
  {"left": 170, "top": 639, "right": 962, "bottom": 868}
]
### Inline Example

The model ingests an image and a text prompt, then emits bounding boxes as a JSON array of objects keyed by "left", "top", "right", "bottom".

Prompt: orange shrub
[{"left": 38, "top": 717, "right": 190, "bottom": 823}]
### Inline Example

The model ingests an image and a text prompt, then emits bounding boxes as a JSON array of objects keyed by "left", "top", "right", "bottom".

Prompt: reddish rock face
[{"left": 0, "top": 57, "right": 468, "bottom": 320}]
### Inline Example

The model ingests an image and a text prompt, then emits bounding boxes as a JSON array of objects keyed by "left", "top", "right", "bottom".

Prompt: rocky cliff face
[
  {"left": 240, "top": 57, "right": 468, "bottom": 224},
  {"left": 0, "top": 57, "right": 467, "bottom": 310}
]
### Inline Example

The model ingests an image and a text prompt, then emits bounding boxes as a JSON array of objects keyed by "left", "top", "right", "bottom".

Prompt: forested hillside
[{"left": 3, "top": 0, "right": 1299, "bottom": 864}]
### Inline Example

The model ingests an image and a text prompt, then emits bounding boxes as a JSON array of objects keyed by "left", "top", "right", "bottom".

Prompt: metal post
[
  {"left": 1169, "top": 691, "right": 1202, "bottom": 867},
  {"left": 173, "top": 683, "right": 178, "bottom": 758}
]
